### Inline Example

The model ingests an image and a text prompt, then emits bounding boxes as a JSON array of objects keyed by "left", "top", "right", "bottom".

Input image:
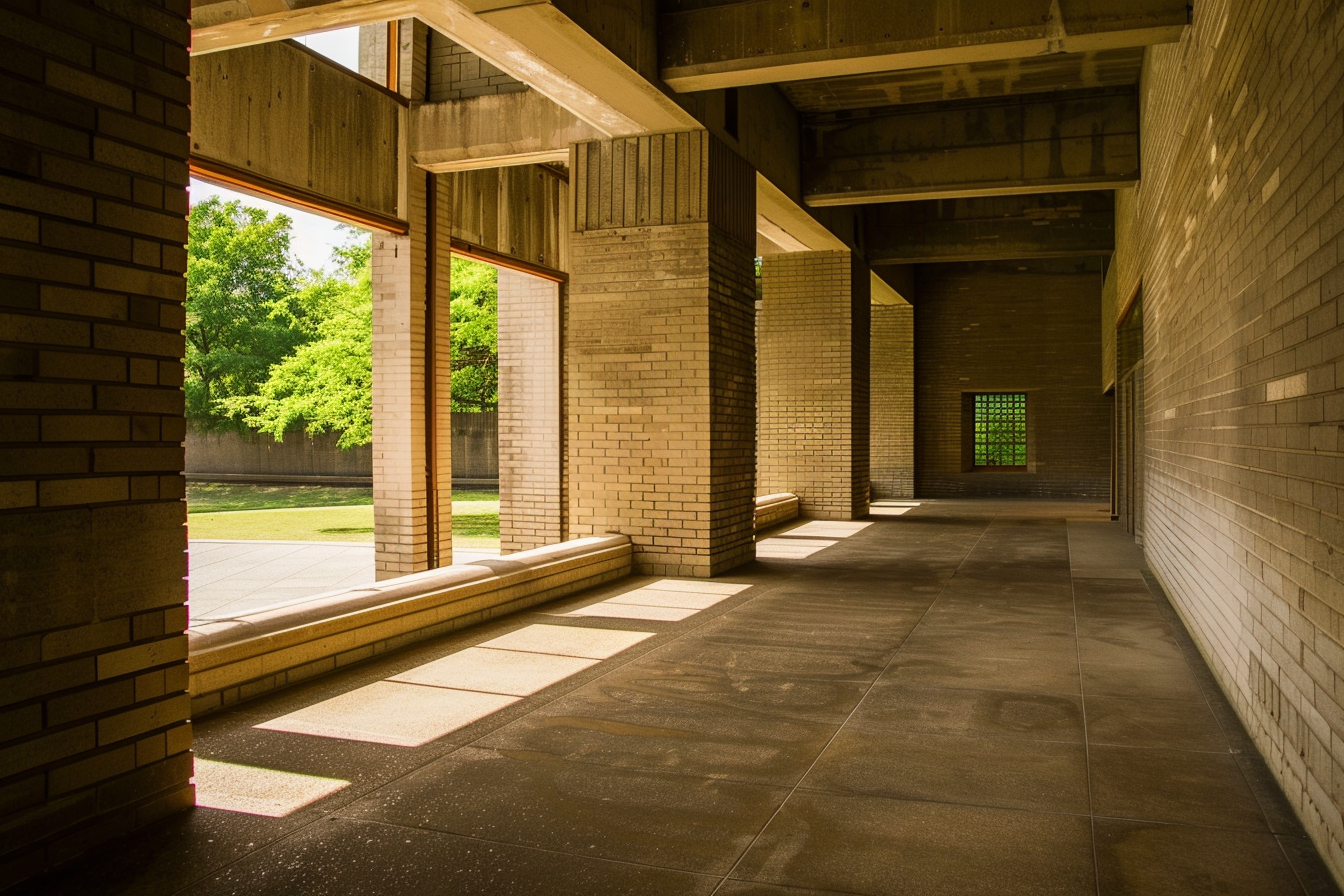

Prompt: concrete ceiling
[{"left": 777, "top": 48, "right": 1144, "bottom": 114}]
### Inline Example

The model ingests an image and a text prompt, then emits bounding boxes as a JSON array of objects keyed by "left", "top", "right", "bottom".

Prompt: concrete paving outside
[
  {"left": 188, "top": 541, "right": 502, "bottom": 621},
  {"left": 24, "top": 500, "right": 1339, "bottom": 896}
]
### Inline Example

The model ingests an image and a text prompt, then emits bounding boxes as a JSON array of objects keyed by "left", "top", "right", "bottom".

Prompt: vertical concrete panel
[
  {"left": 0, "top": 1, "right": 194, "bottom": 884},
  {"left": 758, "top": 250, "right": 872, "bottom": 518},
  {"left": 497, "top": 269, "right": 563, "bottom": 552},
  {"left": 871, "top": 303, "right": 915, "bottom": 499},
  {"left": 566, "top": 130, "right": 755, "bottom": 576}
]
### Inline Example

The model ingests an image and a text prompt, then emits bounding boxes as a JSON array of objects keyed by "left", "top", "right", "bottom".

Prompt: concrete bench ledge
[
  {"left": 754, "top": 493, "right": 800, "bottom": 531},
  {"left": 188, "top": 535, "right": 632, "bottom": 716}
]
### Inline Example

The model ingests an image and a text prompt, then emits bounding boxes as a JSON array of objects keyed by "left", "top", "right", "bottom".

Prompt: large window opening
[{"left": 972, "top": 393, "right": 1028, "bottom": 469}]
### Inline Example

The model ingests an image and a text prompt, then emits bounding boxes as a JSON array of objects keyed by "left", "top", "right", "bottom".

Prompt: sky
[{"left": 190, "top": 27, "right": 364, "bottom": 272}]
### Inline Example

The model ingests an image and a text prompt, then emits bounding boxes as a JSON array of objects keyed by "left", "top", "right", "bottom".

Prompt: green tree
[
  {"left": 223, "top": 233, "right": 374, "bottom": 448},
  {"left": 450, "top": 257, "right": 498, "bottom": 412},
  {"left": 185, "top": 197, "right": 304, "bottom": 429}
]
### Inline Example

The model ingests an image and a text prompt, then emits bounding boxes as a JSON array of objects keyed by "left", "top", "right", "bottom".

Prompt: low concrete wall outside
[{"left": 186, "top": 412, "right": 499, "bottom": 484}]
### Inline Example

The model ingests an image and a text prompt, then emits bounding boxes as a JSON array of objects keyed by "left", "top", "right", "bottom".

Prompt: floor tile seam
[
  {"left": 1082, "top": 738, "right": 1236, "bottom": 755},
  {"left": 1065, "top": 522, "right": 1103, "bottom": 896},
  {"left": 790, "top": 783, "right": 1098, "bottom": 821},
  {"left": 835, "top": 716, "right": 1089, "bottom": 747},
  {"left": 704, "top": 514, "right": 995, "bottom": 896},
  {"left": 325, "top": 813, "right": 731, "bottom": 880}
]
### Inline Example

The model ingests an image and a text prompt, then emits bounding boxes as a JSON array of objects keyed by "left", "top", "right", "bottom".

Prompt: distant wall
[
  {"left": 914, "top": 259, "right": 1111, "bottom": 500},
  {"left": 186, "top": 412, "right": 499, "bottom": 482}
]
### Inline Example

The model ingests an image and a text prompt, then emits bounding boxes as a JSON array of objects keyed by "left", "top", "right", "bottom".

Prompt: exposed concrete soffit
[
  {"left": 756, "top": 173, "right": 847, "bottom": 253},
  {"left": 870, "top": 271, "right": 910, "bottom": 307},
  {"left": 659, "top": 0, "right": 1189, "bottom": 92},
  {"left": 191, "top": 0, "right": 697, "bottom": 137}
]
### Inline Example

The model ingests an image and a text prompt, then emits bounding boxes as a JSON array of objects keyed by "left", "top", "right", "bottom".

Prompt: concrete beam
[
  {"left": 804, "top": 88, "right": 1139, "bottom": 206},
  {"left": 660, "top": 0, "right": 1188, "bottom": 92},
  {"left": 414, "top": 90, "right": 603, "bottom": 172},
  {"left": 865, "top": 192, "right": 1115, "bottom": 264},
  {"left": 191, "top": 40, "right": 405, "bottom": 230},
  {"left": 191, "top": 0, "right": 696, "bottom": 136}
]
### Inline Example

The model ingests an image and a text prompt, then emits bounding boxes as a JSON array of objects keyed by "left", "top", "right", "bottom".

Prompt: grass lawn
[
  {"left": 186, "top": 482, "right": 500, "bottom": 513},
  {"left": 186, "top": 484, "right": 501, "bottom": 547}
]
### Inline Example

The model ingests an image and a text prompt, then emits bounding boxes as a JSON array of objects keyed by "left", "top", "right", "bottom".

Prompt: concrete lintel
[
  {"left": 865, "top": 192, "right": 1115, "bottom": 264},
  {"left": 804, "top": 88, "right": 1139, "bottom": 207},
  {"left": 413, "top": 90, "right": 603, "bottom": 172},
  {"left": 191, "top": 0, "right": 696, "bottom": 137},
  {"left": 660, "top": 0, "right": 1188, "bottom": 91}
]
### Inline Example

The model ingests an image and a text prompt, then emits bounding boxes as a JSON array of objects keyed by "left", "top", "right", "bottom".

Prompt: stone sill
[{"left": 754, "top": 493, "right": 801, "bottom": 531}]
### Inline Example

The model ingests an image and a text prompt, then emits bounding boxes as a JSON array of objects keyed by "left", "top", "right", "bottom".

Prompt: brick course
[
  {"left": 758, "top": 250, "right": 872, "bottom": 518},
  {"left": 566, "top": 131, "right": 756, "bottom": 576},
  {"left": 0, "top": 0, "right": 194, "bottom": 884},
  {"left": 870, "top": 302, "right": 915, "bottom": 499},
  {"left": 498, "top": 268, "right": 564, "bottom": 552}
]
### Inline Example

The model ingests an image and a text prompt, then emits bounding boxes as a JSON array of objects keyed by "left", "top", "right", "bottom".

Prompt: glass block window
[{"left": 973, "top": 393, "right": 1027, "bottom": 467}]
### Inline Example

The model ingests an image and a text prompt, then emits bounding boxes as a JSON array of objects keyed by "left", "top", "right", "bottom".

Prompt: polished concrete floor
[{"left": 21, "top": 501, "right": 1341, "bottom": 895}]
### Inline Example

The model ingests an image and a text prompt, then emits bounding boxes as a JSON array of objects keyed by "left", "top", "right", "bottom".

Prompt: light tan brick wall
[
  {"left": 757, "top": 250, "right": 871, "bottom": 519},
  {"left": 371, "top": 169, "right": 453, "bottom": 579},
  {"left": 1126, "top": 0, "right": 1344, "bottom": 880},
  {"left": 566, "top": 131, "right": 756, "bottom": 577},
  {"left": 0, "top": 0, "right": 194, "bottom": 884},
  {"left": 870, "top": 303, "right": 914, "bottom": 499},
  {"left": 497, "top": 268, "right": 563, "bottom": 552}
]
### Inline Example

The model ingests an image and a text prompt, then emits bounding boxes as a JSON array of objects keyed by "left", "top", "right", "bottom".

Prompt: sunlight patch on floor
[{"left": 193, "top": 758, "right": 350, "bottom": 817}]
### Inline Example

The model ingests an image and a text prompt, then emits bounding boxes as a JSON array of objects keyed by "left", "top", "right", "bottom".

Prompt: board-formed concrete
[{"left": 15, "top": 501, "right": 1337, "bottom": 896}]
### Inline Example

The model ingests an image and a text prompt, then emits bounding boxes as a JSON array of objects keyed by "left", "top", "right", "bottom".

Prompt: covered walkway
[{"left": 20, "top": 502, "right": 1336, "bottom": 896}]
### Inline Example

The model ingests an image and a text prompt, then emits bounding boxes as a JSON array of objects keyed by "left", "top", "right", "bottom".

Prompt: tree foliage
[
  {"left": 222, "top": 234, "right": 374, "bottom": 448},
  {"left": 450, "top": 257, "right": 499, "bottom": 412},
  {"left": 185, "top": 197, "right": 304, "bottom": 429}
]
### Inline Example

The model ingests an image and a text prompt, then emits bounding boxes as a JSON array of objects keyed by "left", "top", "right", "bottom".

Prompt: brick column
[
  {"left": 567, "top": 131, "right": 756, "bottom": 577},
  {"left": 371, "top": 171, "right": 453, "bottom": 579},
  {"left": 870, "top": 302, "right": 914, "bottom": 499},
  {"left": 0, "top": 1, "right": 195, "bottom": 883},
  {"left": 758, "top": 250, "right": 871, "bottom": 519},
  {"left": 497, "top": 269, "right": 563, "bottom": 553}
]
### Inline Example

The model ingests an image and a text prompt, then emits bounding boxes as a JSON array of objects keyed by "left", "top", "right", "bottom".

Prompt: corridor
[{"left": 20, "top": 502, "right": 1336, "bottom": 896}]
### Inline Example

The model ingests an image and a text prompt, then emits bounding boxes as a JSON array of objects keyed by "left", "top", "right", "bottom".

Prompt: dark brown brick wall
[
  {"left": 914, "top": 259, "right": 1111, "bottom": 499},
  {"left": 0, "top": 0, "right": 193, "bottom": 886}
]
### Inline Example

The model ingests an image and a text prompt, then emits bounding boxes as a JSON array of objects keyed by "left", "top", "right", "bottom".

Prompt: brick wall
[
  {"left": 914, "top": 259, "right": 1111, "bottom": 499},
  {"left": 498, "top": 268, "right": 563, "bottom": 552},
  {"left": 1121, "top": 0, "right": 1344, "bottom": 878},
  {"left": 425, "top": 30, "right": 526, "bottom": 103},
  {"left": 566, "top": 132, "right": 756, "bottom": 577},
  {"left": 371, "top": 170, "right": 454, "bottom": 578},
  {"left": 0, "top": 0, "right": 194, "bottom": 885},
  {"left": 758, "top": 250, "right": 872, "bottom": 518},
  {"left": 871, "top": 302, "right": 915, "bottom": 499}
]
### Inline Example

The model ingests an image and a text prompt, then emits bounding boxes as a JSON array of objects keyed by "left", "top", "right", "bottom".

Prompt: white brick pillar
[
  {"left": 371, "top": 170, "right": 453, "bottom": 579},
  {"left": 497, "top": 268, "right": 564, "bottom": 553},
  {"left": 758, "top": 250, "right": 871, "bottom": 519},
  {"left": 870, "top": 302, "right": 914, "bottom": 499},
  {"left": 566, "top": 131, "right": 757, "bottom": 577}
]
